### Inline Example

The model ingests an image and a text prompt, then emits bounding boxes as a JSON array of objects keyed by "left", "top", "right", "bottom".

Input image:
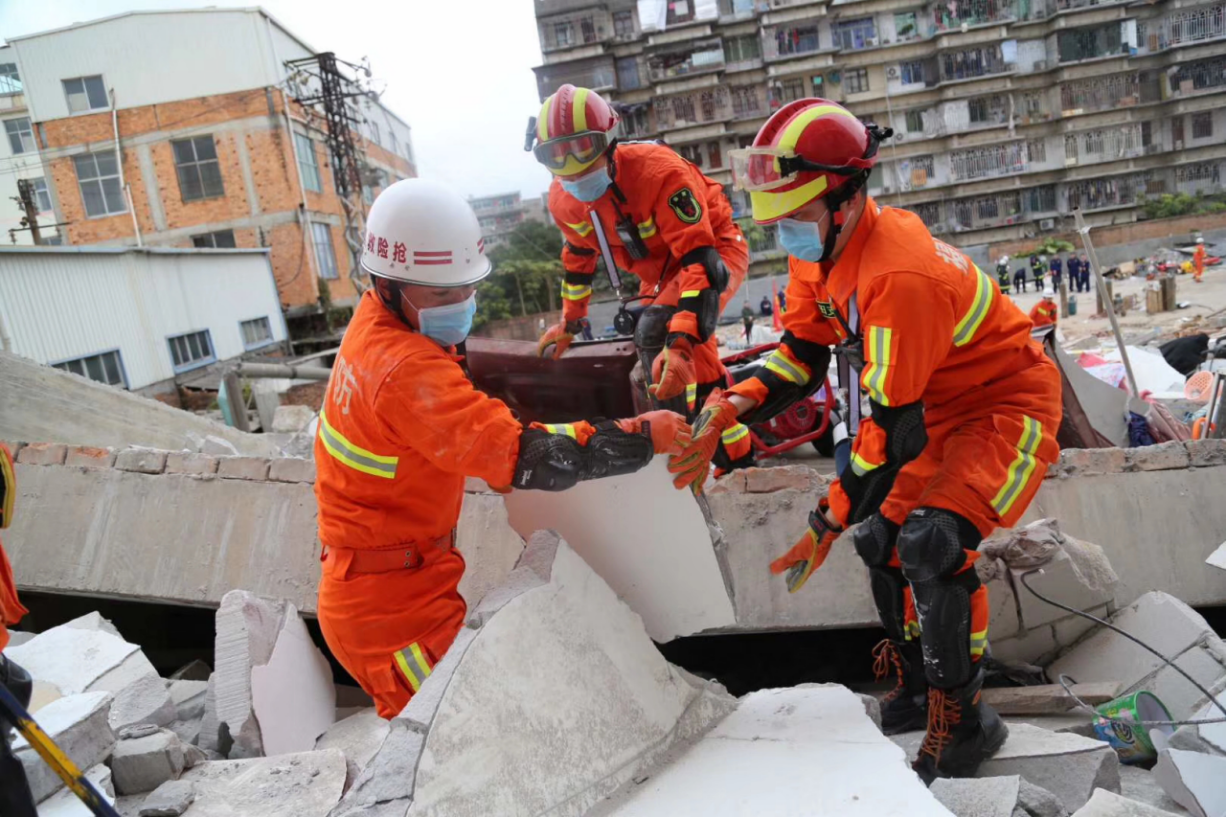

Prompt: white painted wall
[
  {"left": 0, "top": 248, "right": 287, "bottom": 390},
  {"left": 1015, "top": 38, "right": 1049, "bottom": 72}
]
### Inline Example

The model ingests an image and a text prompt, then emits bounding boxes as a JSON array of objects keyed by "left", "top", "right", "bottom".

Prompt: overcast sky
[{"left": 0, "top": 0, "right": 555, "bottom": 200}]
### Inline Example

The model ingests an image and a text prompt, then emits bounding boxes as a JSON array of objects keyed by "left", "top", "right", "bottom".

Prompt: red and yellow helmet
[
  {"left": 532, "top": 84, "right": 621, "bottom": 177},
  {"left": 730, "top": 99, "right": 889, "bottom": 224}
]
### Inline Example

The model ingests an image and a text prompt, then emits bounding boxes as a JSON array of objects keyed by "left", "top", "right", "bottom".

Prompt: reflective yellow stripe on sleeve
[
  {"left": 721, "top": 423, "right": 749, "bottom": 445},
  {"left": 318, "top": 410, "right": 399, "bottom": 479},
  {"left": 763, "top": 346, "right": 810, "bottom": 385},
  {"left": 953, "top": 267, "right": 995, "bottom": 347},
  {"left": 685, "top": 382, "right": 697, "bottom": 410},
  {"left": 565, "top": 220, "right": 594, "bottom": 237},
  {"left": 863, "top": 326, "right": 894, "bottom": 406},
  {"left": 542, "top": 423, "right": 579, "bottom": 439},
  {"left": 638, "top": 216, "right": 657, "bottom": 239},
  {"left": 991, "top": 415, "right": 1043, "bottom": 517},
  {"left": 561, "top": 282, "right": 592, "bottom": 301},
  {"left": 849, "top": 450, "right": 882, "bottom": 477},
  {"left": 680, "top": 290, "right": 702, "bottom": 299},
  {"left": 394, "top": 642, "right": 433, "bottom": 693}
]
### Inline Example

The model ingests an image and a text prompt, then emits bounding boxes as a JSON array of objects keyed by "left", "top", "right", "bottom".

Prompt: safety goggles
[
  {"left": 532, "top": 130, "right": 612, "bottom": 173},
  {"left": 728, "top": 147, "right": 862, "bottom": 193}
]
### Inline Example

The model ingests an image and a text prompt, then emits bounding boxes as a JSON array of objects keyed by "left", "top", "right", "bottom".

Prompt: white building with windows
[
  {"left": 0, "top": 46, "right": 53, "bottom": 245},
  {"left": 0, "top": 246, "right": 287, "bottom": 394}
]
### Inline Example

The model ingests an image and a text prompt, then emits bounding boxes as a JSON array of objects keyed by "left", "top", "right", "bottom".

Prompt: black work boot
[
  {"left": 872, "top": 638, "right": 928, "bottom": 735},
  {"left": 912, "top": 667, "right": 1008, "bottom": 784}
]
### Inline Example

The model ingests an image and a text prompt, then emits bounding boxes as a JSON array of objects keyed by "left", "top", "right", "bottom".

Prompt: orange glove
[
  {"left": 769, "top": 497, "right": 844, "bottom": 593},
  {"left": 649, "top": 338, "right": 697, "bottom": 404},
  {"left": 615, "top": 410, "right": 692, "bottom": 456},
  {"left": 667, "top": 389, "right": 740, "bottom": 493},
  {"left": 537, "top": 321, "right": 581, "bottom": 360}
]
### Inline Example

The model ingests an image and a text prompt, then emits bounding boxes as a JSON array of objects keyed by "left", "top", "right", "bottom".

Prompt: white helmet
[
  {"left": 361, "top": 179, "right": 491, "bottom": 286},
  {"left": 1043, "top": 287, "right": 1055, "bottom": 298},
  {"left": 1197, "top": 237, "right": 1205, "bottom": 244}
]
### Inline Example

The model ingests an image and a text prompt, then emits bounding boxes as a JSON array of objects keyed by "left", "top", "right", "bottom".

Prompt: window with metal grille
[
  {"left": 905, "top": 109, "right": 925, "bottom": 133},
  {"left": 295, "top": 133, "right": 322, "bottom": 193},
  {"left": 678, "top": 144, "right": 704, "bottom": 166},
  {"left": 617, "top": 57, "right": 641, "bottom": 90},
  {"left": 1192, "top": 112, "right": 1213, "bottom": 139},
  {"left": 73, "top": 151, "right": 126, "bottom": 217},
  {"left": 28, "top": 178, "right": 51, "bottom": 213},
  {"left": 53, "top": 350, "right": 126, "bottom": 387},
  {"left": 168, "top": 330, "right": 215, "bottom": 372},
  {"left": 62, "top": 75, "right": 108, "bottom": 113},
  {"left": 240, "top": 317, "right": 275, "bottom": 350},
  {"left": 731, "top": 85, "right": 761, "bottom": 117},
  {"left": 0, "top": 63, "right": 20, "bottom": 94},
  {"left": 724, "top": 35, "right": 761, "bottom": 63},
  {"left": 900, "top": 61, "right": 925, "bottom": 85},
  {"left": 778, "top": 78, "right": 807, "bottom": 104},
  {"left": 844, "top": 68, "right": 870, "bottom": 94},
  {"left": 313, "top": 222, "right": 339, "bottom": 279},
  {"left": 173, "top": 135, "right": 224, "bottom": 202},
  {"left": 911, "top": 201, "right": 943, "bottom": 228},
  {"left": 5, "top": 117, "right": 34, "bottom": 154},
  {"left": 834, "top": 18, "right": 877, "bottom": 50},
  {"left": 554, "top": 21, "right": 574, "bottom": 46},
  {"left": 614, "top": 10, "right": 635, "bottom": 36},
  {"left": 1026, "top": 138, "right": 1047, "bottom": 163},
  {"left": 192, "top": 230, "right": 236, "bottom": 248}
]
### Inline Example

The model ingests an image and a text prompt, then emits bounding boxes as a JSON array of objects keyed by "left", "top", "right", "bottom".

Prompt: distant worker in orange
[
  {"left": 314, "top": 179, "right": 690, "bottom": 719},
  {"left": 1193, "top": 237, "right": 1207, "bottom": 283},
  {"left": 668, "top": 99, "right": 1062, "bottom": 782},
  {"left": 1029, "top": 288, "right": 1058, "bottom": 328},
  {"left": 529, "top": 84, "right": 753, "bottom": 474},
  {"left": 1, "top": 443, "right": 37, "bottom": 815}
]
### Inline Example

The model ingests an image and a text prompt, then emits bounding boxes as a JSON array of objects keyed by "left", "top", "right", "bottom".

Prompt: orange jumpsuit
[
  {"left": 0, "top": 444, "right": 28, "bottom": 652},
  {"left": 1194, "top": 245, "right": 1206, "bottom": 282},
  {"left": 550, "top": 143, "right": 749, "bottom": 391},
  {"left": 1029, "top": 299, "right": 1057, "bottom": 328},
  {"left": 315, "top": 292, "right": 523, "bottom": 718},
  {"left": 729, "top": 200, "right": 1061, "bottom": 657}
]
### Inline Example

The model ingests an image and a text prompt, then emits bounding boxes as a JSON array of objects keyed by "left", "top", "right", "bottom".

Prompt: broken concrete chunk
[
  {"left": 5, "top": 624, "right": 156, "bottom": 697},
  {"left": 984, "top": 683, "right": 1123, "bottom": 716},
  {"left": 1018, "top": 778, "right": 1071, "bottom": 817},
  {"left": 212, "top": 590, "right": 288, "bottom": 758},
  {"left": 931, "top": 775, "right": 1022, "bottom": 817},
  {"left": 1071, "top": 789, "right": 1186, "bottom": 817},
  {"left": 1119, "top": 765, "right": 1195, "bottom": 815},
  {"left": 329, "top": 720, "right": 423, "bottom": 816},
  {"left": 169, "top": 660, "right": 212, "bottom": 682},
  {"left": 271, "top": 405, "right": 316, "bottom": 434},
  {"left": 858, "top": 693, "right": 882, "bottom": 731},
  {"left": 397, "top": 626, "right": 478, "bottom": 734},
  {"left": 200, "top": 435, "right": 239, "bottom": 456},
  {"left": 250, "top": 604, "right": 336, "bottom": 757},
  {"left": 37, "top": 763, "right": 115, "bottom": 817},
  {"left": 454, "top": 492, "right": 526, "bottom": 609},
  {"left": 140, "top": 780, "right": 197, "bottom": 817},
  {"left": 978, "top": 723, "right": 1121, "bottom": 811},
  {"left": 196, "top": 675, "right": 222, "bottom": 755},
  {"left": 169, "top": 680, "right": 210, "bottom": 723},
  {"left": 63, "top": 611, "right": 122, "bottom": 637},
  {"left": 13, "top": 691, "right": 115, "bottom": 803},
  {"left": 1153, "top": 749, "right": 1226, "bottom": 817},
  {"left": 109, "top": 672, "right": 178, "bottom": 732},
  {"left": 313, "top": 708, "right": 390, "bottom": 792},
  {"left": 111, "top": 728, "right": 187, "bottom": 796},
  {"left": 176, "top": 748, "right": 346, "bottom": 817}
]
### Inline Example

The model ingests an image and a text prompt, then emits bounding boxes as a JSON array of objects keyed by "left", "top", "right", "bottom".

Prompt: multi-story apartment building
[
  {"left": 532, "top": 0, "right": 1226, "bottom": 270},
  {"left": 471, "top": 191, "right": 554, "bottom": 249},
  {"left": 0, "top": 8, "right": 415, "bottom": 333}
]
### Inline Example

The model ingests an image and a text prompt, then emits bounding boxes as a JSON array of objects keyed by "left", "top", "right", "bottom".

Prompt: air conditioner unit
[
  {"left": 866, "top": 36, "right": 879, "bottom": 47},
  {"left": 887, "top": 66, "right": 900, "bottom": 78},
  {"left": 894, "top": 132, "right": 907, "bottom": 142},
  {"left": 1174, "top": 140, "right": 1184, "bottom": 150},
  {"left": 1040, "top": 218, "right": 1056, "bottom": 231},
  {"left": 883, "top": 185, "right": 894, "bottom": 194}
]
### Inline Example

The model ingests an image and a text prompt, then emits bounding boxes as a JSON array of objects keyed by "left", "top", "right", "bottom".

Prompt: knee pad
[
  {"left": 633, "top": 304, "right": 675, "bottom": 358},
  {"left": 868, "top": 566, "right": 909, "bottom": 643},
  {"left": 853, "top": 513, "right": 901, "bottom": 567},
  {"left": 911, "top": 580, "right": 976, "bottom": 688},
  {"left": 896, "top": 507, "right": 981, "bottom": 585}
]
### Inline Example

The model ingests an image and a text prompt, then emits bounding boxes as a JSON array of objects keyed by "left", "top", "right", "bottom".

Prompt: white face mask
[{"left": 406, "top": 293, "right": 477, "bottom": 347}]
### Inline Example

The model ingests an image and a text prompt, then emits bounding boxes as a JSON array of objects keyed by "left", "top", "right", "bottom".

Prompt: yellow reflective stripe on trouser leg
[
  {"left": 542, "top": 423, "right": 578, "bottom": 439},
  {"left": 905, "top": 620, "right": 922, "bottom": 640},
  {"left": 721, "top": 423, "right": 749, "bottom": 445},
  {"left": 562, "top": 282, "right": 592, "bottom": 301},
  {"left": 318, "top": 410, "right": 399, "bottom": 479},
  {"left": 394, "top": 643, "right": 433, "bottom": 693},
  {"left": 970, "top": 628, "right": 988, "bottom": 659},
  {"left": 991, "top": 415, "right": 1043, "bottom": 516},
  {"left": 863, "top": 326, "right": 893, "bottom": 406}
]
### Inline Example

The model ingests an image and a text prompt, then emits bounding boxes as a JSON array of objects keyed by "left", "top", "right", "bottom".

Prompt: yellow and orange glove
[
  {"left": 769, "top": 497, "right": 844, "bottom": 593},
  {"left": 615, "top": 410, "right": 692, "bottom": 456},
  {"left": 649, "top": 337, "right": 697, "bottom": 406},
  {"left": 537, "top": 321, "right": 583, "bottom": 360},
  {"left": 667, "top": 389, "right": 740, "bottom": 493}
]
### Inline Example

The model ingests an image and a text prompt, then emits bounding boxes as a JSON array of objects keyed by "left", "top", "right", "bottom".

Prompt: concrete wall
[{"left": 0, "top": 350, "right": 280, "bottom": 456}]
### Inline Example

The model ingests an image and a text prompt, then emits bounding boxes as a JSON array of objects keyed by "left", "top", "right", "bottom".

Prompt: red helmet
[
  {"left": 532, "top": 85, "right": 621, "bottom": 177},
  {"left": 730, "top": 98, "right": 888, "bottom": 224}
]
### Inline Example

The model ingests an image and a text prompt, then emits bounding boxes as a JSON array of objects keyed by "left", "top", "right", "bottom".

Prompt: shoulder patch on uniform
[
  {"left": 668, "top": 188, "right": 703, "bottom": 225},
  {"left": 817, "top": 301, "right": 837, "bottom": 319}
]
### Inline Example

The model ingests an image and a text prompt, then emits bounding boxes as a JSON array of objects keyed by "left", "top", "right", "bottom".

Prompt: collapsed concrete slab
[
  {"left": 928, "top": 775, "right": 1069, "bottom": 817},
  {"left": 503, "top": 457, "right": 737, "bottom": 641},
  {"left": 1119, "top": 765, "right": 1193, "bottom": 815},
  {"left": 454, "top": 491, "right": 525, "bottom": 609},
  {"left": 977, "top": 723, "right": 1122, "bottom": 811},
  {"left": 1072, "top": 789, "right": 1185, "bottom": 817},
  {"left": 111, "top": 727, "right": 188, "bottom": 795},
  {"left": 139, "top": 779, "right": 197, "bottom": 817},
  {"left": 13, "top": 691, "right": 115, "bottom": 802},
  {"left": 1152, "top": 749, "right": 1226, "bottom": 817},
  {"left": 5, "top": 624, "right": 157, "bottom": 697},
  {"left": 314, "top": 709, "right": 390, "bottom": 792},
  {"left": 109, "top": 673, "right": 178, "bottom": 732},
  {"left": 250, "top": 604, "right": 336, "bottom": 757},
  {"left": 590, "top": 685, "right": 952, "bottom": 817},
  {"left": 169, "top": 680, "right": 209, "bottom": 723},
  {"left": 1049, "top": 592, "right": 1226, "bottom": 719},
  {"left": 173, "top": 749, "right": 346, "bottom": 817},
  {"left": 209, "top": 590, "right": 287, "bottom": 758}
]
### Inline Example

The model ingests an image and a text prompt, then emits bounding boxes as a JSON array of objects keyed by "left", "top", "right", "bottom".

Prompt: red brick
[
  {"left": 115, "top": 449, "right": 167, "bottom": 474},
  {"left": 268, "top": 458, "right": 315, "bottom": 484},
  {"left": 217, "top": 456, "right": 270, "bottom": 481},
  {"left": 16, "top": 443, "right": 67, "bottom": 466},
  {"left": 165, "top": 452, "right": 219, "bottom": 476},
  {"left": 65, "top": 446, "right": 116, "bottom": 469}
]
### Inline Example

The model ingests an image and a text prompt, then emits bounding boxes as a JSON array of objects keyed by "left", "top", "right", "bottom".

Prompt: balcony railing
[
  {"left": 939, "top": 46, "right": 1010, "bottom": 82},
  {"left": 539, "top": 13, "right": 611, "bottom": 51},
  {"left": 1067, "top": 170, "right": 1161, "bottom": 211},
  {"left": 934, "top": 0, "right": 1016, "bottom": 31},
  {"left": 948, "top": 141, "right": 1028, "bottom": 181},
  {"left": 950, "top": 191, "right": 1025, "bottom": 230},
  {"left": 653, "top": 87, "right": 733, "bottom": 130},
  {"left": 1151, "top": 3, "right": 1226, "bottom": 48},
  {"left": 763, "top": 23, "right": 825, "bottom": 60},
  {"left": 648, "top": 40, "right": 726, "bottom": 81},
  {"left": 749, "top": 224, "right": 784, "bottom": 260},
  {"left": 1057, "top": 25, "right": 1126, "bottom": 63},
  {"left": 730, "top": 85, "right": 769, "bottom": 119},
  {"left": 1175, "top": 162, "right": 1224, "bottom": 196},
  {"left": 1060, "top": 72, "right": 1162, "bottom": 113},
  {"left": 1168, "top": 55, "right": 1226, "bottom": 95},
  {"left": 1064, "top": 124, "right": 1149, "bottom": 165}
]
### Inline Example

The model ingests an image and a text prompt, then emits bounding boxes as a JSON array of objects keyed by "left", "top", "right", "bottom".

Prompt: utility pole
[{"left": 15, "top": 179, "right": 41, "bottom": 245}]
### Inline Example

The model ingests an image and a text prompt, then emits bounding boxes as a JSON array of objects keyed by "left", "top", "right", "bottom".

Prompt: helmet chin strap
[{"left": 819, "top": 207, "right": 845, "bottom": 263}]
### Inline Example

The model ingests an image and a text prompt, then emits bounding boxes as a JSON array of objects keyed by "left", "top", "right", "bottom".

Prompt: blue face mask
[
  {"left": 777, "top": 214, "right": 830, "bottom": 263},
  {"left": 414, "top": 293, "right": 477, "bottom": 347},
  {"left": 561, "top": 168, "right": 612, "bottom": 202}
]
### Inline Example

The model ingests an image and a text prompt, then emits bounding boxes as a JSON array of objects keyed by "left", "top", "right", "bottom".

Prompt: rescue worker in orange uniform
[
  {"left": 1, "top": 443, "right": 38, "bottom": 816},
  {"left": 314, "top": 179, "right": 691, "bottom": 719},
  {"left": 529, "top": 84, "right": 753, "bottom": 473},
  {"left": 1030, "top": 288, "right": 1058, "bottom": 329},
  {"left": 1193, "top": 237, "right": 1207, "bottom": 283},
  {"left": 668, "top": 100, "right": 1062, "bottom": 782}
]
